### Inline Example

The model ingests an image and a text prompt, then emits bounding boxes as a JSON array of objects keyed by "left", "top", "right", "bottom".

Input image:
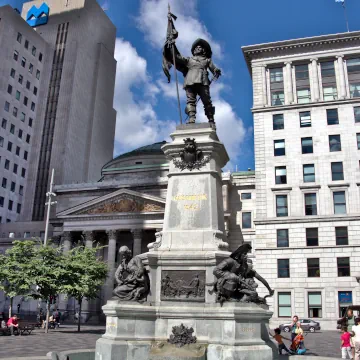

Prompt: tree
[
  {"left": 61, "top": 245, "right": 108, "bottom": 332},
  {"left": 0, "top": 240, "right": 37, "bottom": 318},
  {"left": 30, "top": 242, "right": 67, "bottom": 333}
]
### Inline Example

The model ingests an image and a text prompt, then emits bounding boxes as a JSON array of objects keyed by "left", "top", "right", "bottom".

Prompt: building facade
[
  {"left": 0, "top": 6, "right": 49, "bottom": 224},
  {"left": 243, "top": 31, "right": 360, "bottom": 329},
  {"left": 0, "top": 0, "right": 117, "bottom": 233}
]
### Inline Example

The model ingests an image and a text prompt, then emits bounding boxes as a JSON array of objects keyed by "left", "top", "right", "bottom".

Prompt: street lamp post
[{"left": 43, "top": 169, "right": 57, "bottom": 246}]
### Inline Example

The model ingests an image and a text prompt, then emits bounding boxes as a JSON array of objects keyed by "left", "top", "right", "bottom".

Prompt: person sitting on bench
[{"left": 7, "top": 314, "right": 19, "bottom": 336}]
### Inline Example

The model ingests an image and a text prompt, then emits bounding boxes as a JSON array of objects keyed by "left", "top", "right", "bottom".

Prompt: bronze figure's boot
[
  {"left": 185, "top": 104, "right": 196, "bottom": 124},
  {"left": 205, "top": 105, "right": 215, "bottom": 123}
]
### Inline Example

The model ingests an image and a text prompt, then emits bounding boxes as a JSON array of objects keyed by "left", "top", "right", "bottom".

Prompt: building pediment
[{"left": 57, "top": 189, "right": 165, "bottom": 217}]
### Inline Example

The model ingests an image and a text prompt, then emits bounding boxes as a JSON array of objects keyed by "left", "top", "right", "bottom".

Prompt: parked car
[{"left": 279, "top": 319, "right": 321, "bottom": 333}]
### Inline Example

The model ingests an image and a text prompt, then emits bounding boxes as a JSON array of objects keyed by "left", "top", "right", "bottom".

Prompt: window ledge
[
  {"left": 328, "top": 183, "right": 350, "bottom": 188},
  {"left": 299, "top": 185, "right": 321, "bottom": 190},
  {"left": 271, "top": 187, "right": 292, "bottom": 192}
]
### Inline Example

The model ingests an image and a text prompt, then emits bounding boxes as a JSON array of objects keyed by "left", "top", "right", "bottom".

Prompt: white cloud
[{"left": 113, "top": 38, "right": 176, "bottom": 155}]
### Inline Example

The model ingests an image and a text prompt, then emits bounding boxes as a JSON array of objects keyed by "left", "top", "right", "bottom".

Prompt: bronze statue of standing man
[{"left": 163, "top": 8, "right": 221, "bottom": 125}]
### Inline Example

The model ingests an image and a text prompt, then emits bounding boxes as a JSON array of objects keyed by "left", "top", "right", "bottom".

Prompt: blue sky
[{"left": 2, "top": 0, "right": 360, "bottom": 171}]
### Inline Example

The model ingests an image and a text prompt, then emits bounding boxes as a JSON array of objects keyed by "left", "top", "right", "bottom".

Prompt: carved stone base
[{"left": 95, "top": 301, "right": 277, "bottom": 360}]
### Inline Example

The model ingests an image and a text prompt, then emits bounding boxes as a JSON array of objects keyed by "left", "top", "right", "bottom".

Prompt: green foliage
[
  {"left": 61, "top": 245, "right": 108, "bottom": 303},
  {"left": 0, "top": 240, "right": 38, "bottom": 300}
]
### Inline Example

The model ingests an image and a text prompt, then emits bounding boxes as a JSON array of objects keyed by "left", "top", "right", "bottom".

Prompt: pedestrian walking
[{"left": 341, "top": 326, "right": 353, "bottom": 359}]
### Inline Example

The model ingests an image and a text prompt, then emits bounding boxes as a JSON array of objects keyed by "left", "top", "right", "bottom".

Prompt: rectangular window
[
  {"left": 0, "top": 137, "right": 3, "bottom": 147},
  {"left": 7, "top": 141, "right": 12, "bottom": 152},
  {"left": 271, "top": 91, "right": 285, "bottom": 106},
  {"left": 307, "top": 258, "right": 320, "bottom": 277},
  {"left": 24, "top": 40, "right": 29, "bottom": 49},
  {"left": 321, "top": 61, "right": 336, "bottom": 77},
  {"left": 276, "top": 195, "right": 288, "bottom": 217},
  {"left": 242, "top": 212, "right": 252, "bottom": 229},
  {"left": 308, "top": 292, "right": 322, "bottom": 318},
  {"left": 278, "top": 292, "right": 291, "bottom": 317},
  {"left": 8, "top": 200, "right": 13, "bottom": 211},
  {"left": 277, "top": 229, "right": 289, "bottom": 247},
  {"left": 10, "top": 68, "right": 15, "bottom": 78},
  {"left": 273, "top": 114, "right": 284, "bottom": 130},
  {"left": 21, "top": 57, "right": 26, "bottom": 67},
  {"left": 36, "top": 70, "right": 40, "bottom": 80},
  {"left": 305, "top": 193, "right": 317, "bottom": 215},
  {"left": 336, "top": 227, "right": 348, "bottom": 246},
  {"left": 33, "top": 87, "right": 38, "bottom": 96},
  {"left": 10, "top": 182, "right": 15, "bottom": 192},
  {"left": 21, "top": 168, "right": 26, "bottom": 178},
  {"left": 274, "top": 139, "right": 285, "bottom": 156},
  {"left": 4, "top": 101, "right": 9, "bottom": 112},
  {"left": 13, "top": 163, "right": 18, "bottom": 174},
  {"left": 338, "top": 257, "right": 351, "bottom": 277},
  {"left": 24, "top": 151, "right": 28, "bottom": 161},
  {"left": 17, "top": 203, "right": 21, "bottom": 214},
  {"left": 301, "top": 137, "right": 313, "bottom": 154},
  {"left": 4, "top": 159, "right": 9, "bottom": 170},
  {"left": 331, "top": 162, "right": 344, "bottom": 181},
  {"left": 20, "top": 113, "right": 25, "bottom": 122},
  {"left": 297, "top": 89, "right": 311, "bottom": 104},
  {"left": 327, "top": 109, "right": 339, "bottom": 125},
  {"left": 24, "top": 97, "right": 28, "bottom": 106},
  {"left": 16, "top": 146, "right": 20, "bottom": 156},
  {"left": 13, "top": 107, "right": 18, "bottom": 117},
  {"left": 339, "top": 291, "right": 353, "bottom": 317},
  {"left": 306, "top": 228, "right": 318, "bottom": 246},
  {"left": 29, "top": 63, "right": 33, "bottom": 74},
  {"left": 295, "top": 64, "right": 309, "bottom": 80},
  {"left": 17, "top": 32, "right": 22, "bottom": 43},
  {"left": 19, "top": 185, "right": 23, "bottom": 196},
  {"left": 2, "top": 178, "right": 7, "bottom": 188},
  {"left": 26, "top": 134, "right": 30, "bottom": 143},
  {"left": 1, "top": 119, "right": 7, "bottom": 129},
  {"left": 0, "top": 197, "right": 3, "bottom": 207},
  {"left": 275, "top": 166, "right": 287, "bottom": 184},
  {"left": 24, "top": 232, "right": 30, "bottom": 239},
  {"left": 299, "top": 111, "right": 311, "bottom": 127},
  {"left": 303, "top": 164, "right": 315, "bottom": 183},
  {"left": 31, "top": 102, "right": 35, "bottom": 111},
  {"left": 350, "top": 83, "right": 360, "bottom": 98},
  {"left": 278, "top": 259, "right": 290, "bottom": 278},
  {"left": 13, "top": 50, "right": 18, "bottom": 61},
  {"left": 329, "top": 135, "right": 341, "bottom": 152},
  {"left": 18, "top": 129, "right": 23, "bottom": 139},
  {"left": 16, "top": 91, "right": 21, "bottom": 101},
  {"left": 347, "top": 58, "right": 360, "bottom": 73},
  {"left": 323, "top": 86, "right": 338, "bottom": 101},
  {"left": 241, "top": 193, "right": 251, "bottom": 200},
  {"left": 270, "top": 68, "right": 283, "bottom": 83},
  {"left": 18, "top": 74, "right": 23, "bottom": 84},
  {"left": 354, "top": 107, "right": 360, "bottom": 123},
  {"left": 357, "top": 133, "right": 360, "bottom": 150},
  {"left": 39, "top": 53, "right": 43, "bottom": 62},
  {"left": 334, "top": 191, "right": 346, "bottom": 214},
  {"left": 26, "top": 81, "right": 30, "bottom": 90},
  {"left": 32, "top": 46, "right": 36, "bottom": 56},
  {"left": 28, "top": 118, "right": 33, "bottom": 127},
  {"left": 7, "top": 84, "right": 12, "bottom": 94}
]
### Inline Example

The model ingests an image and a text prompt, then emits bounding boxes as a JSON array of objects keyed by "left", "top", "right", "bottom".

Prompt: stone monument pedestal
[{"left": 95, "top": 124, "right": 276, "bottom": 360}]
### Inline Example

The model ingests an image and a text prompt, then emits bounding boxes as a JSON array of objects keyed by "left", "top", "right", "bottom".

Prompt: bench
[
  {"left": 19, "top": 324, "right": 35, "bottom": 335},
  {"left": 0, "top": 327, "right": 10, "bottom": 336}
]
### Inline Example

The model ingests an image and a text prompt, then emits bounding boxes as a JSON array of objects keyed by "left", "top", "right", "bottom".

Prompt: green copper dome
[{"left": 113, "top": 141, "right": 167, "bottom": 160}]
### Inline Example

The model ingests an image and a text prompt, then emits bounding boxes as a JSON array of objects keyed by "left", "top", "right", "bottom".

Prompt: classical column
[
  {"left": 337, "top": 55, "right": 346, "bottom": 99},
  {"left": 222, "top": 184, "right": 229, "bottom": 212},
  {"left": 83, "top": 231, "right": 94, "bottom": 248},
  {"left": 62, "top": 231, "right": 72, "bottom": 253},
  {"left": 131, "top": 229, "right": 142, "bottom": 256},
  {"left": 285, "top": 61, "right": 293, "bottom": 104},
  {"left": 261, "top": 65, "right": 268, "bottom": 106},
  {"left": 103, "top": 230, "right": 117, "bottom": 303},
  {"left": 310, "top": 58, "right": 320, "bottom": 101}
]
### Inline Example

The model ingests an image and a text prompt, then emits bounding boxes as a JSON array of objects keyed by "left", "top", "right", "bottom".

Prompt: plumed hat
[
  {"left": 191, "top": 38, "right": 212, "bottom": 58},
  {"left": 230, "top": 243, "right": 252, "bottom": 260}
]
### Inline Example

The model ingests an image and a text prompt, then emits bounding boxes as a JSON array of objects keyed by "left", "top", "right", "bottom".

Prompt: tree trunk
[
  {"left": 8, "top": 297, "right": 13, "bottom": 319},
  {"left": 45, "top": 300, "right": 50, "bottom": 334},
  {"left": 77, "top": 298, "right": 82, "bottom": 332}
]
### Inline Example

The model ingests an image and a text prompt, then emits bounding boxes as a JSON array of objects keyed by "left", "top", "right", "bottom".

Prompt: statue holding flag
[{"left": 163, "top": 7, "right": 221, "bottom": 125}]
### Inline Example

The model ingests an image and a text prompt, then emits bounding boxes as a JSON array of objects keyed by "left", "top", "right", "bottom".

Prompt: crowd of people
[{"left": 339, "top": 308, "right": 360, "bottom": 360}]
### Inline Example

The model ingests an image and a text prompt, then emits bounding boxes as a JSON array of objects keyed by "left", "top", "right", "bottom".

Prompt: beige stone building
[{"left": 243, "top": 31, "right": 360, "bottom": 329}]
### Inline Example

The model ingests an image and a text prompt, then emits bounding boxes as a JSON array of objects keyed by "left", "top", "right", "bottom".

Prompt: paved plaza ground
[{"left": 0, "top": 326, "right": 342, "bottom": 359}]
